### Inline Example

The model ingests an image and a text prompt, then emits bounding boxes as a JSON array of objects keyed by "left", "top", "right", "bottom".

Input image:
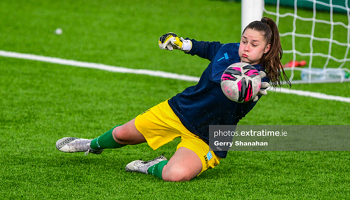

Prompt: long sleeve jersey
[{"left": 168, "top": 39, "right": 267, "bottom": 158}]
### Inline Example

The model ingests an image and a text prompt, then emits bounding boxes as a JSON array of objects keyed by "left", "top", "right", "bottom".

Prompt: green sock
[
  {"left": 147, "top": 160, "right": 169, "bottom": 179},
  {"left": 90, "top": 125, "right": 126, "bottom": 149}
]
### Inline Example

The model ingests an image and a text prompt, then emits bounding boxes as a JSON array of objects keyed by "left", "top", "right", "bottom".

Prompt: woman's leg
[
  {"left": 161, "top": 147, "right": 202, "bottom": 182},
  {"left": 125, "top": 147, "right": 202, "bottom": 182},
  {"left": 112, "top": 119, "right": 146, "bottom": 145},
  {"left": 56, "top": 118, "right": 146, "bottom": 153}
]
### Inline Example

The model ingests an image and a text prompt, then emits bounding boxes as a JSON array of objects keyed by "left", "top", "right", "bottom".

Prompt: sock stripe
[
  {"left": 147, "top": 160, "right": 169, "bottom": 179},
  {"left": 90, "top": 125, "right": 125, "bottom": 149},
  {"left": 96, "top": 137, "right": 101, "bottom": 148}
]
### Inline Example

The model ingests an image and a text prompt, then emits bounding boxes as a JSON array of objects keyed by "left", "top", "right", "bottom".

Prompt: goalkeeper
[{"left": 56, "top": 17, "right": 290, "bottom": 182}]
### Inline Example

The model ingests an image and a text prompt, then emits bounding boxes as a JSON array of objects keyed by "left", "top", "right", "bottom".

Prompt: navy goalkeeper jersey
[{"left": 168, "top": 39, "right": 268, "bottom": 158}]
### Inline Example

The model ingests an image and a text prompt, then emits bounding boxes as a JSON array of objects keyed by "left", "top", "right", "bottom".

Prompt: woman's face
[{"left": 238, "top": 28, "right": 271, "bottom": 65}]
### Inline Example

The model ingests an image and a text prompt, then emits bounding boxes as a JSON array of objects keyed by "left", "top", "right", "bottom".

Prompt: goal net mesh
[{"left": 263, "top": 0, "right": 350, "bottom": 83}]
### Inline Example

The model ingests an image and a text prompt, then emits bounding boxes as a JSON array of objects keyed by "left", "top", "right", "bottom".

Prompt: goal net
[{"left": 261, "top": 0, "right": 350, "bottom": 83}]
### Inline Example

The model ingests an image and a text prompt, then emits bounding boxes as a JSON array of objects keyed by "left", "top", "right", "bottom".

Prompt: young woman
[{"left": 56, "top": 17, "right": 290, "bottom": 182}]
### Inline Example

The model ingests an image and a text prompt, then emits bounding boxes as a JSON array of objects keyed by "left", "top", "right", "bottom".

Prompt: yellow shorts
[{"left": 135, "top": 100, "right": 220, "bottom": 174}]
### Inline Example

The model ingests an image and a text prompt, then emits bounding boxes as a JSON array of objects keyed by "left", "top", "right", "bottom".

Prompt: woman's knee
[
  {"left": 112, "top": 120, "right": 146, "bottom": 144},
  {"left": 112, "top": 126, "right": 127, "bottom": 142},
  {"left": 162, "top": 164, "right": 198, "bottom": 182}
]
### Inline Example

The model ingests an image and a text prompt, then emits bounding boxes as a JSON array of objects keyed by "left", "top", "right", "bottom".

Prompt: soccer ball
[{"left": 221, "top": 62, "right": 261, "bottom": 103}]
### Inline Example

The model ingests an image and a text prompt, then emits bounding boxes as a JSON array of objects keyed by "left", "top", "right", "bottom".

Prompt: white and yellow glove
[
  {"left": 158, "top": 33, "right": 192, "bottom": 52},
  {"left": 253, "top": 71, "right": 270, "bottom": 102}
]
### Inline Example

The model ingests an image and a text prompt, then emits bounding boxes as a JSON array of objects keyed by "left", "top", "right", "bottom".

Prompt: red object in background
[
  {"left": 284, "top": 60, "right": 307, "bottom": 67},
  {"left": 299, "top": 60, "right": 306, "bottom": 66}
]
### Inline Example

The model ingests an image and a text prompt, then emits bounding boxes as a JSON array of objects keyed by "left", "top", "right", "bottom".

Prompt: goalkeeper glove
[
  {"left": 158, "top": 33, "right": 192, "bottom": 52},
  {"left": 253, "top": 71, "right": 270, "bottom": 102}
]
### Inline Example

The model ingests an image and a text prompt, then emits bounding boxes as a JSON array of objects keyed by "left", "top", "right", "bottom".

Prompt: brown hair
[{"left": 243, "top": 17, "right": 291, "bottom": 87}]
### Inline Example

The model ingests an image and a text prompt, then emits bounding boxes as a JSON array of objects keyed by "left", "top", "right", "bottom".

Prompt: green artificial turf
[{"left": 1, "top": 0, "right": 349, "bottom": 199}]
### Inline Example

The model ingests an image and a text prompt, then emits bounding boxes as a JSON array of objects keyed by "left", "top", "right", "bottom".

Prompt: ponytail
[{"left": 243, "top": 17, "right": 291, "bottom": 87}]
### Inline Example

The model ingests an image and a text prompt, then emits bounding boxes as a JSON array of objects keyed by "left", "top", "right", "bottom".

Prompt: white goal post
[
  {"left": 241, "top": 0, "right": 265, "bottom": 33},
  {"left": 241, "top": 0, "right": 350, "bottom": 84}
]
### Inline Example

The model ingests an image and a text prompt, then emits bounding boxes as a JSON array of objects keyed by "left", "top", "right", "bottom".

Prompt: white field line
[
  {"left": 0, "top": 50, "right": 199, "bottom": 82},
  {"left": 1, "top": 50, "right": 350, "bottom": 103},
  {"left": 268, "top": 88, "right": 350, "bottom": 103}
]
